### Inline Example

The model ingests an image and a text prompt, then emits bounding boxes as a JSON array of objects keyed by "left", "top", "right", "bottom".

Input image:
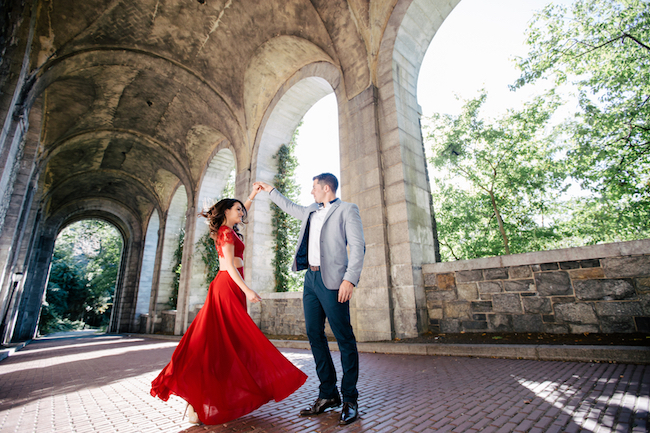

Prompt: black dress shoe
[
  {"left": 299, "top": 396, "right": 342, "bottom": 416},
  {"left": 339, "top": 401, "right": 358, "bottom": 425}
]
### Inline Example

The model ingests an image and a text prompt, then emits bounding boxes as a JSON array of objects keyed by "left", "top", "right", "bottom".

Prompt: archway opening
[{"left": 38, "top": 219, "right": 123, "bottom": 335}]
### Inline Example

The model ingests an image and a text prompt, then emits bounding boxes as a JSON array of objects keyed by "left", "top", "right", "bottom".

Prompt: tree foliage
[
  {"left": 272, "top": 125, "right": 303, "bottom": 292},
  {"left": 513, "top": 0, "right": 650, "bottom": 202},
  {"left": 39, "top": 220, "right": 123, "bottom": 334},
  {"left": 167, "top": 227, "right": 184, "bottom": 309}
]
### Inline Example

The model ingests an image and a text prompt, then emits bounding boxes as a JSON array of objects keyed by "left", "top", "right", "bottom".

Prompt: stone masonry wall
[
  {"left": 258, "top": 292, "right": 306, "bottom": 336},
  {"left": 423, "top": 240, "right": 650, "bottom": 335}
]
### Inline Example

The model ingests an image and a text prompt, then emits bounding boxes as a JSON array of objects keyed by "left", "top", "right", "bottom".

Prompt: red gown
[{"left": 150, "top": 225, "right": 307, "bottom": 424}]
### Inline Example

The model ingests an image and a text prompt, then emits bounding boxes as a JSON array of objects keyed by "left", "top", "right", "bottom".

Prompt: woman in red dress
[{"left": 150, "top": 190, "right": 307, "bottom": 425}]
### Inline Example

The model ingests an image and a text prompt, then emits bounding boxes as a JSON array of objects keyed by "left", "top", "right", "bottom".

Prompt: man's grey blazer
[{"left": 269, "top": 188, "right": 365, "bottom": 291}]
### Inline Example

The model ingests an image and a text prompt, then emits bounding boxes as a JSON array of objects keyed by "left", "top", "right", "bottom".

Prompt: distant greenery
[
  {"left": 272, "top": 125, "right": 303, "bottom": 292},
  {"left": 39, "top": 220, "right": 123, "bottom": 334},
  {"left": 426, "top": 0, "right": 650, "bottom": 261},
  {"left": 167, "top": 227, "right": 185, "bottom": 309}
]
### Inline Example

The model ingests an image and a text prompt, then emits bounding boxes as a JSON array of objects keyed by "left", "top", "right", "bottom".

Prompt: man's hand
[
  {"left": 338, "top": 280, "right": 354, "bottom": 303},
  {"left": 253, "top": 181, "right": 274, "bottom": 192}
]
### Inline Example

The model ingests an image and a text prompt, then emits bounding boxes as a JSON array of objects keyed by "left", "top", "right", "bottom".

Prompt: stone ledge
[
  {"left": 270, "top": 340, "right": 650, "bottom": 365},
  {"left": 0, "top": 340, "right": 30, "bottom": 363},
  {"left": 423, "top": 239, "right": 650, "bottom": 274}
]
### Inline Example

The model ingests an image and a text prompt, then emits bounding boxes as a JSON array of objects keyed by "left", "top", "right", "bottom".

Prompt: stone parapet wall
[
  {"left": 422, "top": 240, "right": 650, "bottom": 335},
  {"left": 258, "top": 291, "right": 306, "bottom": 336}
]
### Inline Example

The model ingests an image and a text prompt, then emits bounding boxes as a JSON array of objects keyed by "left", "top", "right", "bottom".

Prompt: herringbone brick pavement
[{"left": 0, "top": 333, "right": 647, "bottom": 432}]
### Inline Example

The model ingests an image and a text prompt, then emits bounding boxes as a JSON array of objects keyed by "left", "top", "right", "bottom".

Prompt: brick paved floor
[{"left": 0, "top": 333, "right": 648, "bottom": 432}]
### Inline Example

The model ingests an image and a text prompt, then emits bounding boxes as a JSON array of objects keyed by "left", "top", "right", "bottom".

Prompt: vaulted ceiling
[{"left": 17, "top": 0, "right": 398, "bottom": 226}]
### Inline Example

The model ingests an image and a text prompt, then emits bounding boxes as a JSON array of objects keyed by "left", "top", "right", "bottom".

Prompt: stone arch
[
  {"left": 248, "top": 62, "right": 343, "bottom": 294},
  {"left": 12, "top": 198, "right": 143, "bottom": 340},
  {"left": 153, "top": 184, "right": 187, "bottom": 331},
  {"left": 134, "top": 209, "right": 160, "bottom": 329},
  {"left": 186, "top": 147, "right": 237, "bottom": 323}
]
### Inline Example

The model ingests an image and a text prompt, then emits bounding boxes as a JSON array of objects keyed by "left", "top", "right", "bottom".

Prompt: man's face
[{"left": 311, "top": 179, "right": 326, "bottom": 203}]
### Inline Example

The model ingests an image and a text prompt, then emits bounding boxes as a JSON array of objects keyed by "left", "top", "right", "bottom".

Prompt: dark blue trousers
[{"left": 303, "top": 269, "right": 359, "bottom": 403}]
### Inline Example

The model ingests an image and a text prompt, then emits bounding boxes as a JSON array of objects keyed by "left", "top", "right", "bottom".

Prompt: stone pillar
[
  {"left": 340, "top": 86, "right": 394, "bottom": 342},
  {"left": 175, "top": 205, "right": 196, "bottom": 335},
  {"left": 147, "top": 217, "right": 166, "bottom": 333}
]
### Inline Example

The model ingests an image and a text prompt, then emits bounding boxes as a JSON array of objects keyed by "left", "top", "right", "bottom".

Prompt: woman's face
[{"left": 224, "top": 202, "right": 244, "bottom": 225}]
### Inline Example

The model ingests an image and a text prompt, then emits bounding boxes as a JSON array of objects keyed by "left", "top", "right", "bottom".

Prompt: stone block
[
  {"left": 478, "top": 281, "right": 502, "bottom": 294},
  {"left": 554, "top": 303, "right": 598, "bottom": 324},
  {"left": 462, "top": 320, "right": 488, "bottom": 330},
  {"left": 456, "top": 269, "right": 483, "bottom": 283},
  {"left": 444, "top": 301, "right": 471, "bottom": 319},
  {"left": 574, "top": 279, "right": 636, "bottom": 301},
  {"left": 569, "top": 268, "right": 605, "bottom": 280},
  {"left": 513, "top": 315, "right": 544, "bottom": 333},
  {"left": 579, "top": 259, "right": 600, "bottom": 268},
  {"left": 543, "top": 323, "right": 569, "bottom": 334},
  {"left": 535, "top": 271, "right": 572, "bottom": 296},
  {"left": 503, "top": 279, "right": 535, "bottom": 292},
  {"left": 471, "top": 301, "right": 493, "bottom": 312},
  {"left": 488, "top": 314, "right": 513, "bottom": 331},
  {"left": 602, "top": 255, "right": 650, "bottom": 278},
  {"left": 472, "top": 313, "right": 486, "bottom": 320},
  {"left": 540, "top": 263, "right": 559, "bottom": 271},
  {"left": 483, "top": 268, "right": 508, "bottom": 280},
  {"left": 522, "top": 297, "right": 552, "bottom": 314},
  {"left": 531, "top": 264, "right": 542, "bottom": 272},
  {"left": 568, "top": 324, "right": 600, "bottom": 333},
  {"left": 593, "top": 301, "right": 643, "bottom": 317},
  {"left": 426, "top": 289, "right": 457, "bottom": 303},
  {"left": 637, "top": 277, "right": 650, "bottom": 294},
  {"left": 436, "top": 272, "right": 456, "bottom": 290},
  {"left": 599, "top": 317, "right": 636, "bottom": 333},
  {"left": 492, "top": 293, "right": 522, "bottom": 313},
  {"left": 542, "top": 315, "right": 555, "bottom": 323},
  {"left": 508, "top": 265, "right": 532, "bottom": 279},
  {"left": 440, "top": 319, "right": 461, "bottom": 333},
  {"left": 457, "top": 283, "right": 478, "bottom": 301},
  {"left": 559, "top": 261, "right": 580, "bottom": 270},
  {"left": 428, "top": 306, "right": 443, "bottom": 320}
]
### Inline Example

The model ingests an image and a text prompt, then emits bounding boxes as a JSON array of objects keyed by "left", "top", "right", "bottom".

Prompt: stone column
[
  {"left": 175, "top": 205, "right": 196, "bottom": 335},
  {"left": 147, "top": 218, "right": 166, "bottom": 333}
]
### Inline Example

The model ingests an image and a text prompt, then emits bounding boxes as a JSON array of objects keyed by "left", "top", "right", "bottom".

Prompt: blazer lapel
[{"left": 321, "top": 199, "right": 341, "bottom": 227}]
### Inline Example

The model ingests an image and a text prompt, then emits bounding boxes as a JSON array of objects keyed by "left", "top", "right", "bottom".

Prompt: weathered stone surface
[
  {"left": 471, "top": 301, "right": 493, "bottom": 313},
  {"left": 635, "top": 317, "right": 650, "bottom": 332},
  {"left": 426, "top": 290, "right": 457, "bottom": 303},
  {"left": 569, "top": 268, "right": 605, "bottom": 280},
  {"left": 535, "top": 272, "right": 572, "bottom": 296},
  {"left": 637, "top": 277, "right": 650, "bottom": 294},
  {"left": 543, "top": 323, "right": 569, "bottom": 334},
  {"left": 508, "top": 265, "right": 532, "bottom": 279},
  {"left": 574, "top": 279, "right": 636, "bottom": 301},
  {"left": 540, "top": 263, "right": 559, "bottom": 271},
  {"left": 599, "top": 316, "right": 636, "bottom": 333},
  {"left": 456, "top": 269, "right": 483, "bottom": 283},
  {"left": 478, "top": 281, "right": 502, "bottom": 294},
  {"left": 579, "top": 259, "right": 600, "bottom": 268},
  {"left": 443, "top": 301, "right": 471, "bottom": 319},
  {"left": 513, "top": 315, "right": 543, "bottom": 332},
  {"left": 423, "top": 272, "right": 437, "bottom": 287},
  {"left": 568, "top": 324, "right": 600, "bottom": 333},
  {"left": 488, "top": 314, "right": 513, "bottom": 331},
  {"left": 503, "top": 279, "right": 535, "bottom": 292},
  {"left": 457, "top": 283, "right": 478, "bottom": 301},
  {"left": 436, "top": 272, "right": 456, "bottom": 290},
  {"left": 593, "top": 301, "right": 643, "bottom": 317},
  {"left": 483, "top": 268, "right": 508, "bottom": 280},
  {"left": 522, "top": 297, "right": 552, "bottom": 314},
  {"left": 428, "top": 307, "right": 443, "bottom": 320},
  {"left": 440, "top": 319, "right": 461, "bottom": 333},
  {"left": 462, "top": 320, "right": 488, "bottom": 330},
  {"left": 559, "top": 261, "right": 580, "bottom": 270},
  {"left": 492, "top": 293, "right": 522, "bottom": 313},
  {"left": 602, "top": 255, "right": 650, "bottom": 278},
  {"left": 554, "top": 303, "right": 598, "bottom": 324}
]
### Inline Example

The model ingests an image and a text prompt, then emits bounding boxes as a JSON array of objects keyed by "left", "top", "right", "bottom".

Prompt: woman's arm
[
  {"left": 220, "top": 241, "right": 262, "bottom": 303},
  {"left": 243, "top": 184, "right": 262, "bottom": 212}
]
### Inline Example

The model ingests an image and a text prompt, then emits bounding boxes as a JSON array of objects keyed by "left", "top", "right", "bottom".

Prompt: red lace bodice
[{"left": 215, "top": 225, "right": 244, "bottom": 260}]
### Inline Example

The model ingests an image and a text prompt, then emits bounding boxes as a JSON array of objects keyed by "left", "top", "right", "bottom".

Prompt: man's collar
[{"left": 318, "top": 198, "right": 339, "bottom": 209}]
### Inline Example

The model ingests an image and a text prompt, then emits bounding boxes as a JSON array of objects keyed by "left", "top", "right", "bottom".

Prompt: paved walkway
[{"left": 0, "top": 332, "right": 648, "bottom": 432}]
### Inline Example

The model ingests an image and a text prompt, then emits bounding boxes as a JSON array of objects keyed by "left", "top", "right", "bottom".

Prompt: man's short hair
[{"left": 313, "top": 173, "right": 338, "bottom": 193}]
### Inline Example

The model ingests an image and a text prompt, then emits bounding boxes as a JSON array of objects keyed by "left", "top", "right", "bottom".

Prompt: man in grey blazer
[{"left": 254, "top": 173, "right": 365, "bottom": 425}]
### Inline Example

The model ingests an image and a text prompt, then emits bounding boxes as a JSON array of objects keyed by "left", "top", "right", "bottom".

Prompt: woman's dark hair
[{"left": 198, "top": 198, "right": 247, "bottom": 239}]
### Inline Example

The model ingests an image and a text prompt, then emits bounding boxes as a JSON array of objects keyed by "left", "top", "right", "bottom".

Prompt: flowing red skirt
[{"left": 150, "top": 268, "right": 307, "bottom": 424}]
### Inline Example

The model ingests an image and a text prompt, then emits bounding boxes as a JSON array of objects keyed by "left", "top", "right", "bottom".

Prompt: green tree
[
  {"left": 39, "top": 220, "right": 123, "bottom": 333},
  {"left": 167, "top": 227, "right": 185, "bottom": 309},
  {"left": 513, "top": 0, "right": 650, "bottom": 202},
  {"left": 427, "top": 92, "right": 567, "bottom": 260},
  {"left": 272, "top": 125, "right": 303, "bottom": 292}
]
